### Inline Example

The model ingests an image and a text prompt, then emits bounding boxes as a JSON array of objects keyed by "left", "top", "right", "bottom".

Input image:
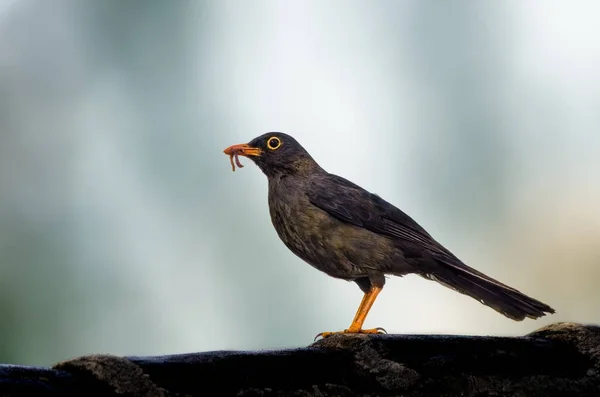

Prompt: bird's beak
[
  {"left": 223, "top": 143, "right": 262, "bottom": 158},
  {"left": 223, "top": 143, "right": 262, "bottom": 171}
]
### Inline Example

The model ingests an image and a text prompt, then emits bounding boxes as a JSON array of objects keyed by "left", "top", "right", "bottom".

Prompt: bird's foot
[{"left": 314, "top": 327, "right": 386, "bottom": 341}]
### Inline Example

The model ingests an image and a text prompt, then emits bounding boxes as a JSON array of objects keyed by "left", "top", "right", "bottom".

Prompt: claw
[{"left": 314, "top": 327, "right": 386, "bottom": 341}]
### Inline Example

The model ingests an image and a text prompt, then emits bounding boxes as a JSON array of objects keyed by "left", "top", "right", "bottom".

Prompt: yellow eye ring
[{"left": 267, "top": 136, "right": 282, "bottom": 150}]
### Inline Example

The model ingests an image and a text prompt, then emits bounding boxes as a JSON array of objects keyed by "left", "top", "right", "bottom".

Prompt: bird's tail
[{"left": 422, "top": 257, "right": 555, "bottom": 321}]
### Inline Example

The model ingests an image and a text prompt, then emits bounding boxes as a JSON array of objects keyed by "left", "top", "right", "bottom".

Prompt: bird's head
[{"left": 223, "top": 132, "right": 320, "bottom": 178}]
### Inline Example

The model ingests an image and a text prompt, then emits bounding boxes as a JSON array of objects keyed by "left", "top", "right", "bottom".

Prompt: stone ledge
[{"left": 0, "top": 322, "right": 598, "bottom": 396}]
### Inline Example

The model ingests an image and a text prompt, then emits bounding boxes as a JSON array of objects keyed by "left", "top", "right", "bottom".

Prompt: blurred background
[{"left": 1, "top": 0, "right": 599, "bottom": 366}]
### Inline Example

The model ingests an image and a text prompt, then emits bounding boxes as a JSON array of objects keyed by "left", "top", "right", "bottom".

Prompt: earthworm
[{"left": 229, "top": 151, "right": 245, "bottom": 172}]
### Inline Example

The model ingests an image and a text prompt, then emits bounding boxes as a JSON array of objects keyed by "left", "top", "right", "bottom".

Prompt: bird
[{"left": 223, "top": 132, "right": 555, "bottom": 338}]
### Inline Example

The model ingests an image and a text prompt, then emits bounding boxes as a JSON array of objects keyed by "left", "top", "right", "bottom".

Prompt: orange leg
[{"left": 315, "top": 286, "right": 385, "bottom": 339}]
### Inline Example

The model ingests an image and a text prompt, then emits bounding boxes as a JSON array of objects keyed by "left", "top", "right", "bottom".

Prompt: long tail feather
[{"left": 423, "top": 258, "right": 555, "bottom": 321}]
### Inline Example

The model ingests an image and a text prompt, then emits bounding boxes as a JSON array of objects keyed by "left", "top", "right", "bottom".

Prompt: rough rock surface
[{"left": 0, "top": 322, "right": 598, "bottom": 396}]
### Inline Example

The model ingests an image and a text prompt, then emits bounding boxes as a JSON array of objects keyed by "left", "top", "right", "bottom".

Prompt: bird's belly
[{"left": 269, "top": 201, "right": 398, "bottom": 279}]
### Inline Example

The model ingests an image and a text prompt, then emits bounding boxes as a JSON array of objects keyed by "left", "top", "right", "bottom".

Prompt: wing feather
[{"left": 307, "top": 173, "right": 455, "bottom": 258}]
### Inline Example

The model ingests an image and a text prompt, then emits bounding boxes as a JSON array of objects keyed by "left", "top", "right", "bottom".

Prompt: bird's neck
[
  {"left": 264, "top": 156, "right": 325, "bottom": 179},
  {"left": 293, "top": 156, "right": 325, "bottom": 175}
]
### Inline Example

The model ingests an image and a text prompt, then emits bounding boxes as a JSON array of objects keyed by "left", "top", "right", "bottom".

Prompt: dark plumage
[{"left": 224, "top": 132, "right": 555, "bottom": 337}]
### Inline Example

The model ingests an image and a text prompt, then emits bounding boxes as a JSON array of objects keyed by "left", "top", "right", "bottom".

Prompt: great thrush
[{"left": 223, "top": 132, "right": 555, "bottom": 338}]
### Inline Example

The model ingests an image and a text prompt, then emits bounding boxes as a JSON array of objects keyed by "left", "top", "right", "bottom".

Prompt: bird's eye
[{"left": 267, "top": 137, "right": 282, "bottom": 150}]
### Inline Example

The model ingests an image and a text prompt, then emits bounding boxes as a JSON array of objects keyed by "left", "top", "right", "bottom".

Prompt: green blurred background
[{"left": 1, "top": 0, "right": 599, "bottom": 366}]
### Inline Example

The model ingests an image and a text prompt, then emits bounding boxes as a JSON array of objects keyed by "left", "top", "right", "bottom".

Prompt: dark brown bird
[{"left": 223, "top": 132, "right": 555, "bottom": 338}]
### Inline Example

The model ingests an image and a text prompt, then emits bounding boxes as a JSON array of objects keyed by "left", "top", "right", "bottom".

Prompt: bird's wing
[{"left": 307, "top": 173, "right": 456, "bottom": 258}]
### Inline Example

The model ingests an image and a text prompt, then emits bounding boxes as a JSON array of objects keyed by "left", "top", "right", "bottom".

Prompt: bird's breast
[{"left": 267, "top": 182, "right": 326, "bottom": 264}]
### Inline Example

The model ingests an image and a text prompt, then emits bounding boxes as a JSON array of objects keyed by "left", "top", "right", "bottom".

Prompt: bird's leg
[
  {"left": 346, "top": 286, "right": 382, "bottom": 332},
  {"left": 315, "top": 286, "right": 385, "bottom": 339}
]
